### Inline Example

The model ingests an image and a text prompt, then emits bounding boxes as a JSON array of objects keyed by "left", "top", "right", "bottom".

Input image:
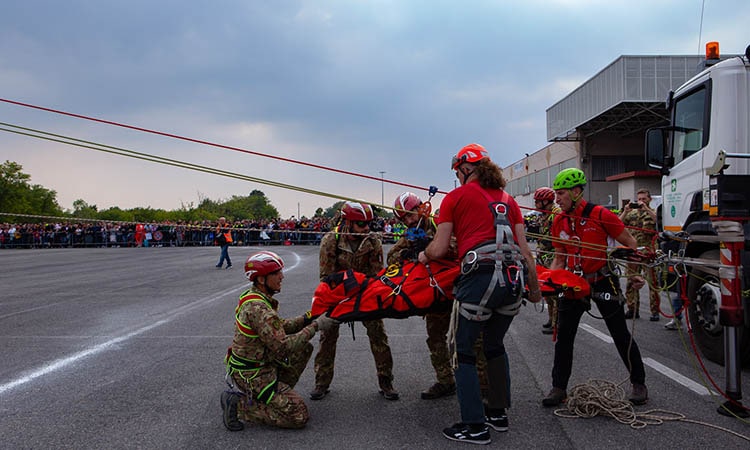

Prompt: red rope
[
  {"left": 684, "top": 303, "right": 750, "bottom": 412},
  {"left": 0, "top": 98, "right": 447, "bottom": 195}
]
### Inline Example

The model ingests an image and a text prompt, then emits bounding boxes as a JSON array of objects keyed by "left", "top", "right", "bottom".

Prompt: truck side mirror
[{"left": 645, "top": 127, "right": 671, "bottom": 174}]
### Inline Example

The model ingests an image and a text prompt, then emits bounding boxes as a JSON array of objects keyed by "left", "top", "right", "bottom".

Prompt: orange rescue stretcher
[{"left": 310, "top": 260, "right": 591, "bottom": 322}]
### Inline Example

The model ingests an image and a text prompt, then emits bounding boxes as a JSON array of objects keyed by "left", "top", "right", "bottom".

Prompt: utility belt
[
  {"left": 457, "top": 241, "right": 526, "bottom": 322},
  {"left": 461, "top": 242, "right": 523, "bottom": 274},
  {"left": 225, "top": 348, "right": 277, "bottom": 404},
  {"left": 226, "top": 348, "right": 266, "bottom": 371},
  {"left": 582, "top": 266, "right": 614, "bottom": 285},
  {"left": 581, "top": 267, "right": 622, "bottom": 302}
]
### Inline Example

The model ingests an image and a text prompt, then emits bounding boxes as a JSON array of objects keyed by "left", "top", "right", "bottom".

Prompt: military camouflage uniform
[
  {"left": 621, "top": 208, "right": 659, "bottom": 315},
  {"left": 314, "top": 228, "right": 394, "bottom": 389},
  {"left": 386, "top": 222, "right": 487, "bottom": 391},
  {"left": 537, "top": 206, "right": 561, "bottom": 328},
  {"left": 228, "top": 287, "right": 318, "bottom": 429}
]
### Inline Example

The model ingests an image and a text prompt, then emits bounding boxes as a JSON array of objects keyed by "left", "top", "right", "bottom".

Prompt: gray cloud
[{"left": 2, "top": 0, "right": 749, "bottom": 217}]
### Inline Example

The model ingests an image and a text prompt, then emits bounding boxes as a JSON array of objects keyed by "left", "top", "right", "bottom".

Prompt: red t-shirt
[
  {"left": 436, "top": 180, "right": 523, "bottom": 258},
  {"left": 551, "top": 200, "right": 624, "bottom": 274}
]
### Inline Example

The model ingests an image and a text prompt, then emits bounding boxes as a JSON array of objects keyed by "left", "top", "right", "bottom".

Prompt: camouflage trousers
[
  {"left": 233, "top": 342, "right": 313, "bottom": 429},
  {"left": 545, "top": 296, "right": 558, "bottom": 327},
  {"left": 425, "top": 311, "right": 487, "bottom": 390},
  {"left": 625, "top": 266, "right": 660, "bottom": 315},
  {"left": 314, "top": 319, "right": 393, "bottom": 388}
]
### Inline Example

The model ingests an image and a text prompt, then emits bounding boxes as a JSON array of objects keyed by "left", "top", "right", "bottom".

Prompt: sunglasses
[{"left": 353, "top": 220, "right": 371, "bottom": 228}]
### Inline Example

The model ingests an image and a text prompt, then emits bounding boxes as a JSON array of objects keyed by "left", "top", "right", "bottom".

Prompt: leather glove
[
  {"left": 302, "top": 310, "right": 314, "bottom": 326},
  {"left": 314, "top": 313, "right": 339, "bottom": 332}
]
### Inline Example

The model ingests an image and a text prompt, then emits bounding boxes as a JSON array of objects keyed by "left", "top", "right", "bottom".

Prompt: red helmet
[
  {"left": 451, "top": 143, "right": 489, "bottom": 170},
  {"left": 393, "top": 192, "right": 422, "bottom": 220},
  {"left": 534, "top": 187, "right": 555, "bottom": 202},
  {"left": 341, "top": 201, "right": 374, "bottom": 222},
  {"left": 244, "top": 251, "right": 284, "bottom": 281}
]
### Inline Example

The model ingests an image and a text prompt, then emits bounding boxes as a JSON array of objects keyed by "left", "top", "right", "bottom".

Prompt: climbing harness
[
  {"left": 457, "top": 185, "right": 526, "bottom": 322},
  {"left": 225, "top": 289, "right": 279, "bottom": 405}
]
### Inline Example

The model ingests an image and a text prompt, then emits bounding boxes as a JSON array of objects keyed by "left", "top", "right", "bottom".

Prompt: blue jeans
[
  {"left": 453, "top": 270, "right": 515, "bottom": 425},
  {"left": 217, "top": 244, "right": 231, "bottom": 267}
]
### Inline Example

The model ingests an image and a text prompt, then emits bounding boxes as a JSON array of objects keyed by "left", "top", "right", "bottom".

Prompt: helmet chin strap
[
  {"left": 256, "top": 277, "right": 279, "bottom": 295},
  {"left": 458, "top": 166, "right": 474, "bottom": 185},
  {"left": 567, "top": 188, "right": 584, "bottom": 211}
]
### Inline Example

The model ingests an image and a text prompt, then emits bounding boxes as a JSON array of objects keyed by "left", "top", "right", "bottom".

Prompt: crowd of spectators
[{"left": 0, "top": 216, "right": 407, "bottom": 249}]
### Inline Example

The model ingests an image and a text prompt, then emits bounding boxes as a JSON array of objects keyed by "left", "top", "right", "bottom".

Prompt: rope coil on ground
[{"left": 552, "top": 378, "right": 750, "bottom": 441}]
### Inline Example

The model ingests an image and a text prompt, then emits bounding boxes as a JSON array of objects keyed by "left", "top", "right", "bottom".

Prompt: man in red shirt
[{"left": 542, "top": 168, "right": 648, "bottom": 407}]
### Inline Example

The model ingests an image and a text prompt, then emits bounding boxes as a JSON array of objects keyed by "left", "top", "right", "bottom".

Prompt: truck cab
[{"left": 645, "top": 43, "right": 750, "bottom": 367}]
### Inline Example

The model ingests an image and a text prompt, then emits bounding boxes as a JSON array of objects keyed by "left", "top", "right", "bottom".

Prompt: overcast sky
[{"left": 2, "top": 0, "right": 749, "bottom": 219}]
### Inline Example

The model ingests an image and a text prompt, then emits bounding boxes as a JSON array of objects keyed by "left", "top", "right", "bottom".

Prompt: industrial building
[{"left": 506, "top": 54, "right": 704, "bottom": 211}]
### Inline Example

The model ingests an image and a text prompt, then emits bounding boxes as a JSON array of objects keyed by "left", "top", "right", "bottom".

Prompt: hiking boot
[
  {"left": 542, "top": 320, "right": 552, "bottom": 329},
  {"left": 485, "top": 409, "right": 508, "bottom": 432},
  {"left": 542, "top": 387, "right": 567, "bottom": 407},
  {"left": 226, "top": 264, "right": 233, "bottom": 270},
  {"left": 309, "top": 385, "right": 329, "bottom": 400},
  {"left": 442, "top": 423, "right": 491, "bottom": 445},
  {"left": 220, "top": 391, "right": 244, "bottom": 432},
  {"left": 421, "top": 382, "right": 456, "bottom": 400},
  {"left": 629, "top": 383, "right": 648, "bottom": 405},
  {"left": 664, "top": 319, "right": 681, "bottom": 330},
  {"left": 649, "top": 314, "right": 660, "bottom": 322},
  {"left": 379, "top": 376, "right": 400, "bottom": 400},
  {"left": 542, "top": 327, "right": 553, "bottom": 335}
]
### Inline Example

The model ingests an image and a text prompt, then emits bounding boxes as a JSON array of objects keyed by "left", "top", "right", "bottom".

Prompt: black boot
[
  {"left": 378, "top": 375, "right": 400, "bottom": 400},
  {"left": 421, "top": 382, "right": 456, "bottom": 400},
  {"left": 220, "top": 391, "right": 244, "bottom": 431}
]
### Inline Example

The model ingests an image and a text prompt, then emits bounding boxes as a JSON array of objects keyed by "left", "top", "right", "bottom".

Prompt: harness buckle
[{"left": 461, "top": 250, "right": 480, "bottom": 275}]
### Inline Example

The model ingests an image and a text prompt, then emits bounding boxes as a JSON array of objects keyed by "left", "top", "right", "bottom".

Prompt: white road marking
[
  {"left": 643, "top": 357, "right": 713, "bottom": 396},
  {"left": 1, "top": 252, "right": 306, "bottom": 395},
  {"left": 579, "top": 323, "right": 613, "bottom": 343},
  {"left": 0, "top": 284, "right": 241, "bottom": 395},
  {"left": 579, "top": 323, "right": 712, "bottom": 396}
]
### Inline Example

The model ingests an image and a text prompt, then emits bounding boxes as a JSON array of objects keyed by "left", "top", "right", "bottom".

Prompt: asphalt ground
[{"left": 1, "top": 245, "right": 750, "bottom": 449}]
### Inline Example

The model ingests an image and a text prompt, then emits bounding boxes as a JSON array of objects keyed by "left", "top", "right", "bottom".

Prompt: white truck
[{"left": 645, "top": 42, "right": 750, "bottom": 376}]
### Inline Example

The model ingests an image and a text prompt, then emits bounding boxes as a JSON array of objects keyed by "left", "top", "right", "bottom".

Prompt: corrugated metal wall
[{"left": 546, "top": 56, "right": 703, "bottom": 140}]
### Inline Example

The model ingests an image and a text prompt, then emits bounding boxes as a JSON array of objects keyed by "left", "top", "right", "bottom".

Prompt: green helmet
[{"left": 553, "top": 168, "right": 587, "bottom": 190}]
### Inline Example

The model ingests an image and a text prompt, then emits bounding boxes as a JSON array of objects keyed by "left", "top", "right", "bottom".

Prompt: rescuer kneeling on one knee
[{"left": 221, "top": 251, "right": 337, "bottom": 430}]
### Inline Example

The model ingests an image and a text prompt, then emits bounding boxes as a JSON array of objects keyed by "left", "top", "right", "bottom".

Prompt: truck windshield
[{"left": 672, "top": 86, "right": 707, "bottom": 164}]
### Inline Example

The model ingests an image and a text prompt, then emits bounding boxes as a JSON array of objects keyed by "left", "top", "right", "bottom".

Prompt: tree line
[{"left": 0, "top": 160, "right": 359, "bottom": 224}]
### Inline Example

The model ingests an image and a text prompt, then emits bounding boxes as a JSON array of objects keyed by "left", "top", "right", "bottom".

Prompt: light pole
[{"left": 379, "top": 171, "right": 386, "bottom": 206}]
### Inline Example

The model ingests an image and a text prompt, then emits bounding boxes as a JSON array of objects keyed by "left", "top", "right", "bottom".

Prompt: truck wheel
[{"left": 687, "top": 250, "right": 750, "bottom": 367}]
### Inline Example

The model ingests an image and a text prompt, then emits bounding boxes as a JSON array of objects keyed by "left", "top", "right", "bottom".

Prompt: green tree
[
  {"left": 0, "top": 160, "right": 63, "bottom": 218},
  {"left": 72, "top": 199, "right": 98, "bottom": 219},
  {"left": 322, "top": 201, "right": 345, "bottom": 218},
  {"left": 98, "top": 206, "right": 135, "bottom": 222}
]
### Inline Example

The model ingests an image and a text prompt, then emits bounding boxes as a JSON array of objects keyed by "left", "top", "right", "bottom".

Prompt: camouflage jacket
[
  {"left": 319, "top": 228, "right": 383, "bottom": 279},
  {"left": 621, "top": 208, "right": 657, "bottom": 248},
  {"left": 231, "top": 287, "right": 317, "bottom": 382},
  {"left": 536, "top": 206, "right": 561, "bottom": 268}
]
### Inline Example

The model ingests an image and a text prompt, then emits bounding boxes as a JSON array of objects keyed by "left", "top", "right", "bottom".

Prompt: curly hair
[{"left": 472, "top": 159, "right": 506, "bottom": 190}]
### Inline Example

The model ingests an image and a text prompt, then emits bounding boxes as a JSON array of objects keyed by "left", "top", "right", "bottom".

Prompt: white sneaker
[{"left": 664, "top": 319, "right": 681, "bottom": 330}]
